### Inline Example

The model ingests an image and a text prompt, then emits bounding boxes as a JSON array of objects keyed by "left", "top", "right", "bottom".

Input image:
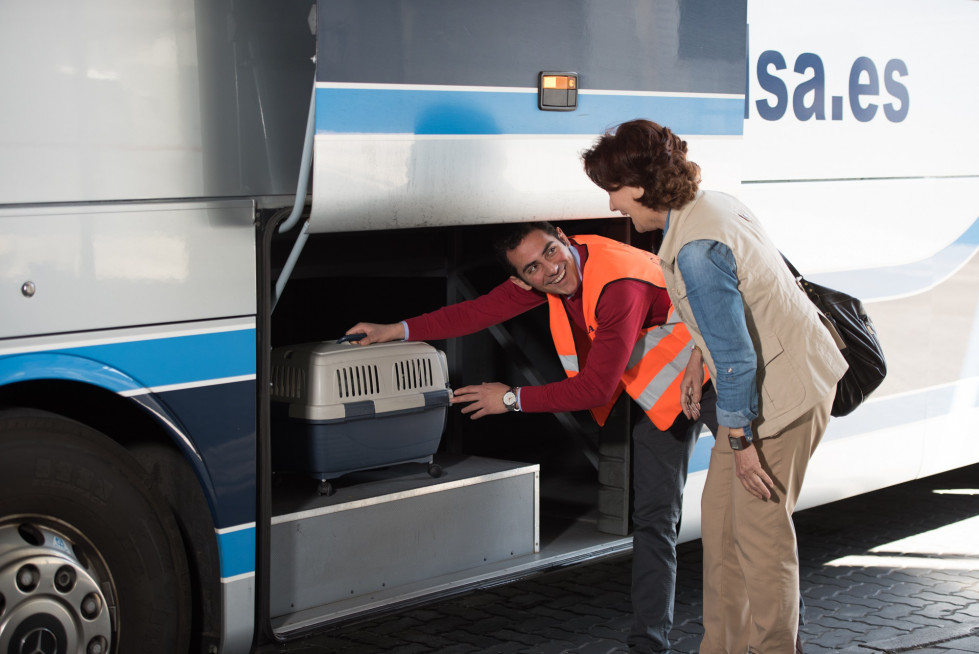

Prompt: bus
[{"left": 1, "top": 0, "right": 976, "bottom": 651}]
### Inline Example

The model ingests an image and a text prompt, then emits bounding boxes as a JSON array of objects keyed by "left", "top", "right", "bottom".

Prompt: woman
[{"left": 583, "top": 119, "right": 847, "bottom": 653}]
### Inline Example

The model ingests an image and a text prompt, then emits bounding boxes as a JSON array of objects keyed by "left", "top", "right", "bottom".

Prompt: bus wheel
[{"left": 0, "top": 410, "right": 191, "bottom": 654}]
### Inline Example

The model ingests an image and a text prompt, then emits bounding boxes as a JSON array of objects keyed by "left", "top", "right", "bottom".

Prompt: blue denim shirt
[{"left": 673, "top": 238, "right": 759, "bottom": 436}]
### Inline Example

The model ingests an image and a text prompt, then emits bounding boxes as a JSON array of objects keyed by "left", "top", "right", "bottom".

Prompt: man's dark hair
[{"left": 493, "top": 222, "right": 563, "bottom": 278}]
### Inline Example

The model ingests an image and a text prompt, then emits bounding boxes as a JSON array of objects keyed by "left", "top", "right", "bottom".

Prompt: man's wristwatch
[{"left": 502, "top": 387, "right": 520, "bottom": 412}]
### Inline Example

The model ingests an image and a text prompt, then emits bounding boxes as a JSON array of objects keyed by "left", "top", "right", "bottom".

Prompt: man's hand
[
  {"left": 344, "top": 322, "right": 405, "bottom": 345},
  {"left": 450, "top": 382, "right": 510, "bottom": 420},
  {"left": 734, "top": 445, "right": 775, "bottom": 501},
  {"left": 680, "top": 348, "right": 705, "bottom": 419}
]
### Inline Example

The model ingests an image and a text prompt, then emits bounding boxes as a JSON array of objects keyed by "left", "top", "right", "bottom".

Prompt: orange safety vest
[{"left": 546, "top": 235, "right": 702, "bottom": 430}]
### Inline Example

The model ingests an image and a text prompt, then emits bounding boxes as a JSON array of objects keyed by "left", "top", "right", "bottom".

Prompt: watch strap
[{"left": 728, "top": 434, "right": 751, "bottom": 450}]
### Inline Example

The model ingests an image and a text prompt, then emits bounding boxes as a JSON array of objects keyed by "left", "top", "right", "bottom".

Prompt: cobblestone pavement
[{"left": 275, "top": 463, "right": 979, "bottom": 653}]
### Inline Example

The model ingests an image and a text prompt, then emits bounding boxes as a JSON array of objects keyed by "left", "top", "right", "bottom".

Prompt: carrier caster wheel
[
  {"left": 317, "top": 480, "right": 335, "bottom": 496},
  {"left": 0, "top": 410, "right": 191, "bottom": 654},
  {"left": 428, "top": 462, "right": 443, "bottom": 478}
]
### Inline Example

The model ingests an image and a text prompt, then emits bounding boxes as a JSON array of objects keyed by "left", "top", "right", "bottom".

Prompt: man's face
[{"left": 506, "top": 228, "right": 581, "bottom": 296}]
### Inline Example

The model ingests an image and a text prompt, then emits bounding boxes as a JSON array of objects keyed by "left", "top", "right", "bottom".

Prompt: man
[
  {"left": 583, "top": 119, "right": 847, "bottom": 653},
  {"left": 347, "top": 222, "right": 715, "bottom": 653}
]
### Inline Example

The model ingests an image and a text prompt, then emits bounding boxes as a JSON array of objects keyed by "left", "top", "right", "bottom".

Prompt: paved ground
[{"left": 277, "top": 463, "right": 979, "bottom": 653}]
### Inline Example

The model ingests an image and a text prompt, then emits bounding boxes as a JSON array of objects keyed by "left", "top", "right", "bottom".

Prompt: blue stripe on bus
[
  {"left": 809, "top": 215, "right": 979, "bottom": 301},
  {"left": 0, "top": 329, "right": 256, "bottom": 392},
  {"left": 0, "top": 352, "right": 145, "bottom": 394},
  {"left": 217, "top": 525, "right": 256, "bottom": 579},
  {"left": 689, "top": 431, "right": 713, "bottom": 474},
  {"left": 316, "top": 87, "right": 744, "bottom": 136}
]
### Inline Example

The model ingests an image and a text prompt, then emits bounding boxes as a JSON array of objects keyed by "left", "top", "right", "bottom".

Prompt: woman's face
[{"left": 608, "top": 185, "right": 668, "bottom": 232}]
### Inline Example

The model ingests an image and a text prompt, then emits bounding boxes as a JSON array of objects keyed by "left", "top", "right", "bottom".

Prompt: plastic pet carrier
[{"left": 270, "top": 340, "right": 451, "bottom": 494}]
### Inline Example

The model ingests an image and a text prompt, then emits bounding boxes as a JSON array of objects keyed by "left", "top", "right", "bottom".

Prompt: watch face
[{"left": 503, "top": 391, "right": 516, "bottom": 407}]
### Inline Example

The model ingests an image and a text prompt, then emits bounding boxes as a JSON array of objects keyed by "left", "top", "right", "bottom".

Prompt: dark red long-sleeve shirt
[{"left": 404, "top": 241, "right": 671, "bottom": 414}]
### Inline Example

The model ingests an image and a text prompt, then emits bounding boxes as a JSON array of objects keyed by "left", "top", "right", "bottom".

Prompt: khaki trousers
[{"left": 699, "top": 389, "right": 834, "bottom": 654}]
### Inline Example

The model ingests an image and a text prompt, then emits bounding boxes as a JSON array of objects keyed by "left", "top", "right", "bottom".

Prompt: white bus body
[{"left": 0, "top": 1, "right": 976, "bottom": 651}]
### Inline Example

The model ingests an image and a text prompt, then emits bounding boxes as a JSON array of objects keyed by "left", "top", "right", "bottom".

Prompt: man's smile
[{"left": 548, "top": 266, "right": 567, "bottom": 286}]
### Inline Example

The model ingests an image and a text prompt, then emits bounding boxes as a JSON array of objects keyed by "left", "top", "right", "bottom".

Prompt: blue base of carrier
[{"left": 270, "top": 392, "right": 448, "bottom": 482}]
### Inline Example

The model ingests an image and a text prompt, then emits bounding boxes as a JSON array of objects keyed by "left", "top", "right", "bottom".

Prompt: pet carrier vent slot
[
  {"left": 336, "top": 365, "right": 380, "bottom": 399},
  {"left": 272, "top": 366, "right": 306, "bottom": 401},
  {"left": 395, "top": 358, "right": 433, "bottom": 391}
]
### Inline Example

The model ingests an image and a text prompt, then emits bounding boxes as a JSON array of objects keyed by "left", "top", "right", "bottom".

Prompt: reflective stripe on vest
[
  {"left": 626, "top": 314, "right": 696, "bottom": 428},
  {"left": 559, "top": 353, "right": 579, "bottom": 373},
  {"left": 547, "top": 235, "right": 699, "bottom": 430}
]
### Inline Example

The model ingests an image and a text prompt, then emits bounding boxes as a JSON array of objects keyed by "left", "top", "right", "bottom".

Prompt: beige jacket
[{"left": 658, "top": 190, "right": 847, "bottom": 438}]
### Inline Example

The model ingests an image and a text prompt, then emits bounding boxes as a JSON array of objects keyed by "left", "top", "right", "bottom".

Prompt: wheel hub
[{"left": 0, "top": 523, "right": 112, "bottom": 654}]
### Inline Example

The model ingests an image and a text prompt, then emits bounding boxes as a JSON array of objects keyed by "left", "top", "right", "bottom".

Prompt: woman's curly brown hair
[{"left": 582, "top": 119, "right": 701, "bottom": 211}]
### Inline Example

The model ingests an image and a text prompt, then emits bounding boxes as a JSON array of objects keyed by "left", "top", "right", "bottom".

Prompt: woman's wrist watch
[
  {"left": 502, "top": 387, "right": 520, "bottom": 412},
  {"left": 728, "top": 424, "right": 753, "bottom": 450}
]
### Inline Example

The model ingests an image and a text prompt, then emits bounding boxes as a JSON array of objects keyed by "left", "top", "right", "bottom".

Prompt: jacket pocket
[{"left": 756, "top": 337, "right": 806, "bottom": 415}]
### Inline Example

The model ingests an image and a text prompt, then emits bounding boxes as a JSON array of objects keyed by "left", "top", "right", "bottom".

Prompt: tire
[{"left": 0, "top": 410, "right": 192, "bottom": 654}]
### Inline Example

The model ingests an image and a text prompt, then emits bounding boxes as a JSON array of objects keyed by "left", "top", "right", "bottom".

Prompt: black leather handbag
[{"left": 782, "top": 256, "right": 887, "bottom": 417}]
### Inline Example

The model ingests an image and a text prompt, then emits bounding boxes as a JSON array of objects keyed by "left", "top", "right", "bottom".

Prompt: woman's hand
[{"left": 734, "top": 445, "right": 775, "bottom": 501}]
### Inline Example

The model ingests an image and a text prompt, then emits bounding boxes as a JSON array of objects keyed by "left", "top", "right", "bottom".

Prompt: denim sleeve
[{"left": 676, "top": 240, "right": 758, "bottom": 430}]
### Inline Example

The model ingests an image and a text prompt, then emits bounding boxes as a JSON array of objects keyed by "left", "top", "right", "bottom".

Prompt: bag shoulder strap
[
  {"left": 779, "top": 252, "right": 847, "bottom": 349},
  {"left": 780, "top": 252, "right": 803, "bottom": 280}
]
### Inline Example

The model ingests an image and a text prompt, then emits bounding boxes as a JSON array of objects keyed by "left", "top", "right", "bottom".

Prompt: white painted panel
[
  {"left": 0, "top": 0, "right": 204, "bottom": 203},
  {"left": 0, "top": 200, "right": 256, "bottom": 338},
  {"left": 310, "top": 134, "right": 741, "bottom": 232},
  {"left": 737, "top": 177, "right": 979, "bottom": 273},
  {"left": 745, "top": 0, "right": 979, "bottom": 180}
]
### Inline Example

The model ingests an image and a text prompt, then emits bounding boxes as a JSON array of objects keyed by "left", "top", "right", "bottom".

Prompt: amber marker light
[{"left": 538, "top": 72, "right": 578, "bottom": 111}]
